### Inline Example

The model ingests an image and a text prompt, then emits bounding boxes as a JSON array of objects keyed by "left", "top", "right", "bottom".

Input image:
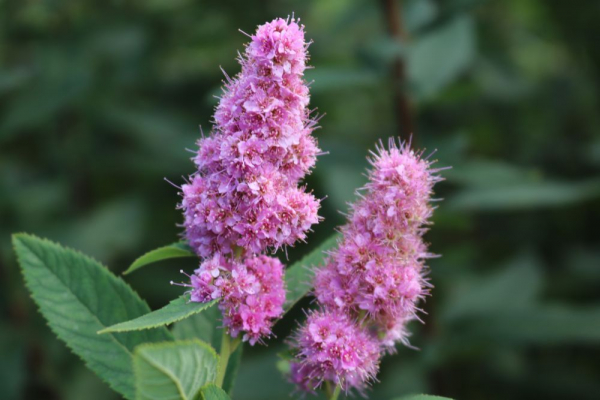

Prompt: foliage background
[{"left": 1, "top": 0, "right": 599, "bottom": 399}]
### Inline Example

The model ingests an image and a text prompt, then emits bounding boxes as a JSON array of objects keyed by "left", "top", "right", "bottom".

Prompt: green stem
[
  {"left": 216, "top": 331, "right": 241, "bottom": 388},
  {"left": 330, "top": 384, "right": 341, "bottom": 400}
]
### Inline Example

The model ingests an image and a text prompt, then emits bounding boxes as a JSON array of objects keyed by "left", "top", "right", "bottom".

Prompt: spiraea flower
[
  {"left": 290, "top": 139, "right": 443, "bottom": 393},
  {"left": 180, "top": 17, "right": 320, "bottom": 258},
  {"left": 290, "top": 310, "right": 381, "bottom": 393},
  {"left": 186, "top": 253, "right": 286, "bottom": 345},
  {"left": 313, "top": 139, "right": 441, "bottom": 348}
]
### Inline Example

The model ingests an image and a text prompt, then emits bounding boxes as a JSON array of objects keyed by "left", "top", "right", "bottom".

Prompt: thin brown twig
[{"left": 379, "top": 0, "right": 414, "bottom": 142}]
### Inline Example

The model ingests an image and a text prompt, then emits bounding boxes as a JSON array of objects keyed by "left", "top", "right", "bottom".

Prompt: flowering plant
[{"left": 12, "top": 17, "right": 448, "bottom": 400}]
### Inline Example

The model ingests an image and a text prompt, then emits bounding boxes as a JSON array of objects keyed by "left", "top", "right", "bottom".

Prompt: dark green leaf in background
[
  {"left": 467, "top": 305, "right": 600, "bottom": 345},
  {"left": 172, "top": 303, "right": 222, "bottom": 346},
  {"left": 0, "top": 327, "right": 26, "bottom": 400},
  {"left": 56, "top": 198, "right": 147, "bottom": 262},
  {"left": 442, "top": 254, "right": 542, "bottom": 321},
  {"left": 306, "top": 68, "right": 380, "bottom": 93},
  {"left": 283, "top": 233, "right": 341, "bottom": 312},
  {"left": 403, "top": 0, "right": 438, "bottom": 33},
  {"left": 448, "top": 178, "right": 600, "bottom": 211},
  {"left": 408, "top": 15, "right": 475, "bottom": 99},
  {"left": 393, "top": 395, "right": 453, "bottom": 400},
  {"left": 444, "top": 159, "right": 540, "bottom": 188}
]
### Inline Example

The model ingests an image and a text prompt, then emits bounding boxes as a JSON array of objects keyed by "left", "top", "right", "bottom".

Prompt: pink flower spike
[
  {"left": 180, "top": 17, "right": 321, "bottom": 257},
  {"left": 311, "top": 139, "right": 442, "bottom": 350}
]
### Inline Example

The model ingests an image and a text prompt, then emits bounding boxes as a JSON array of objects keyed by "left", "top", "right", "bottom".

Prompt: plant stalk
[
  {"left": 330, "top": 384, "right": 341, "bottom": 400},
  {"left": 379, "top": 0, "right": 414, "bottom": 142},
  {"left": 216, "top": 332, "right": 241, "bottom": 388}
]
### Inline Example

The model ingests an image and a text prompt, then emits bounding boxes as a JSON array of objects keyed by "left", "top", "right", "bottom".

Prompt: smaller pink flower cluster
[
  {"left": 188, "top": 254, "right": 285, "bottom": 345},
  {"left": 290, "top": 311, "right": 380, "bottom": 394},
  {"left": 290, "top": 139, "right": 443, "bottom": 393}
]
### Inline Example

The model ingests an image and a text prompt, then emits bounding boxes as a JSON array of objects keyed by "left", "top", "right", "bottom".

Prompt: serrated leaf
[
  {"left": 199, "top": 384, "right": 231, "bottom": 400},
  {"left": 172, "top": 306, "right": 241, "bottom": 395},
  {"left": 124, "top": 242, "right": 195, "bottom": 275},
  {"left": 283, "top": 234, "right": 341, "bottom": 312},
  {"left": 100, "top": 297, "right": 218, "bottom": 334},
  {"left": 12, "top": 234, "right": 173, "bottom": 400},
  {"left": 134, "top": 340, "right": 218, "bottom": 400},
  {"left": 393, "top": 395, "right": 453, "bottom": 400}
]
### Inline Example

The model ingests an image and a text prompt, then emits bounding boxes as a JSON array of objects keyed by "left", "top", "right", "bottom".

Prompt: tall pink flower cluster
[
  {"left": 290, "top": 139, "right": 442, "bottom": 392},
  {"left": 187, "top": 254, "right": 285, "bottom": 345},
  {"left": 180, "top": 17, "right": 320, "bottom": 258},
  {"left": 178, "top": 18, "right": 321, "bottom": 345}
]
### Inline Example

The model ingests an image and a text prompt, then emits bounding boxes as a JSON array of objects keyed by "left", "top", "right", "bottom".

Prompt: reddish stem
[{"left": 380, "top": 0, "right": 415, "bottom": 142}]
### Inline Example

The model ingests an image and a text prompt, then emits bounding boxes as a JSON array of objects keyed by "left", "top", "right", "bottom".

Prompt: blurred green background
[{"left": 2, "top": 0, "right": 600, "bottom": 399}]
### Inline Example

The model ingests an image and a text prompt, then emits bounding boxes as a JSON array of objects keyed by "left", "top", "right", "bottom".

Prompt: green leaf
[
  {"left": 172, "top": 307, "right": 241, "bottom": 395},
  {"left": 448, "top": 178, "right": 600, "bottom": 211},
  {"left": 403, "top": 0, "right": 438, "bottom": 33},
  {"left": 306, "top": 67, "right": 379, "bottom": 92},
  {"left": 465, "top": 304, "right": 600, "bottom": 345},
  {"left": 283, "top": 233, "right": 341, "bottom": 312},
  {"left": 320, "top": 160, "right": 368, "bottom": 213},
  {"left": 199, "top": 384, "right": 231, "bottom": 400},
  {"left": 442, "top": 254, "right": 542, "bottom": 321},
  {"left": 12, "top": 234, "right": 172, "bottom": 400},
  {"left": 445, "top": 159, "right": 540, "bottom": 188},
  {"left": 134, "top": 340, "right": 218, "bottom": 400},
  {"left": 0, "top": 327, "right": 26, "bottom": 400},
  {"left": 408, "top": 15, "right": 475, "bottom": 99},
  {"left": 58, "top": 197, "right": 146, "bottom": 263},
  {"left": 0, "top": 72, "right": 85, "bottom": 142},
  {"left": 172, "top": 304, "right": 221, "bottom": 347},
  {"left": 393, "top": 395, "right": 453, "bottom": 400},
  {"left": 99, "top": 297, "right": 218, "bottom": 334},
  {"left": 124, "top": 242, "right": 195, "bottom": 275}
]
